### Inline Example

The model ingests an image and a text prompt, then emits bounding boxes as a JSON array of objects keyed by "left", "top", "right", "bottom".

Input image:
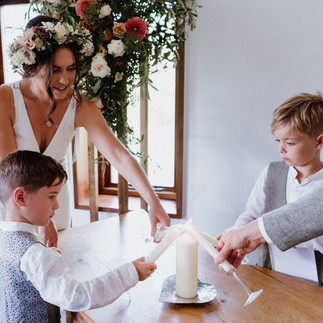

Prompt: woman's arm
[
  {"left": 76, "top": 100, "right": 170, "bottom": 236},
  {"left": 0, "top": 85, "right": 17, "bottom": 159}
]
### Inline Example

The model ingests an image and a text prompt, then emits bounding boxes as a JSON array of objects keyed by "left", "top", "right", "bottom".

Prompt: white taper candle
[
  {"left": 145, "top": 224, "right": 182, "bottom": 263},
  {"left": 200, "top": 231, "right": 219, "bottom": 247},
  {"left": 186, "top": 224, "right": 233, "bottom": 272},
  {"left": 176, "top": 233, "right": 198, "bottom": 298}
]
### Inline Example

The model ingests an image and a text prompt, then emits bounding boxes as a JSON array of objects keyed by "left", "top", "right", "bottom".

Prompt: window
[
  {"left": 74, "top": 49, "right": 184, "bottom": 218},
  {"left": 0, "top": 1, "right": 37, "bottom": 83}
]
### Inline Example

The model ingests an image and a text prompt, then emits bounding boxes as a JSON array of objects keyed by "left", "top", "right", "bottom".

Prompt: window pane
[
  {"left": 122, "top": 63, "right": 176, "bottom": 188},
  {"left": 147, "top": 65, "right": 175, "bottom": 187},
  {"left": 1, "top": 4, "right": 37, "bottom": 83}
]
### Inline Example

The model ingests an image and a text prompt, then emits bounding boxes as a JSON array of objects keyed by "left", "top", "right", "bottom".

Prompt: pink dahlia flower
[
  {"left": 75, "top": 0, "right": 97, "bottom": 20},
  {"left": 125, "top": 17, "right": 147, "bottom": 41}
]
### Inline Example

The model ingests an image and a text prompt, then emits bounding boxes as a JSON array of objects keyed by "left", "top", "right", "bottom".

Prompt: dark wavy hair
[{"left": 24, "top": 15, "right": 82, "bottom": 124}]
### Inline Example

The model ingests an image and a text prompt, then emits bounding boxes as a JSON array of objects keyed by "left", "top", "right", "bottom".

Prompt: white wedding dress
[{"left": 2, "top": 81, "right": 78, "bottom": 230}]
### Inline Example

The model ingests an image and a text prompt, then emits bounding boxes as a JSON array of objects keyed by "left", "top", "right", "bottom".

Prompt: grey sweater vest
[
  {"left": 257, "top": 161, "right": 288, "bottom": 269},
  {"left": 0, "top": 229, "right": 49, "bottom": 322},
  {"left": 258, "top": 161, "right": 323, "bottom": 285}
]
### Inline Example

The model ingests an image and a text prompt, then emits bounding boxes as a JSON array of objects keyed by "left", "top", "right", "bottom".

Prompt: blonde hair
[{"left": 271, "top": 92, "right": 323, "bottom": 137}]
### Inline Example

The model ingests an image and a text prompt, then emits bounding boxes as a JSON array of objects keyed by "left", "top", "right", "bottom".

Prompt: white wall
[{"left": 183, "top": 0, "right": 323, "bottom": 236}]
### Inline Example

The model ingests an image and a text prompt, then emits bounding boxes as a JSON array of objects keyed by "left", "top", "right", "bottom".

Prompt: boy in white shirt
[
  {"left": 0, "top": 150, "right": 156, "bottom": 322},
  {"left": 232, "top": 92, "right": 323, "bottom": 283}
]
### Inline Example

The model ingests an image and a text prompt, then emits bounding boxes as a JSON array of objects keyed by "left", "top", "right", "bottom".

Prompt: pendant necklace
[
  {"left": 38, "top": 103, "right": 57, "bottom": 128},
  {"left": 29, "top": 78, "right": 57, "bottom": 128}
]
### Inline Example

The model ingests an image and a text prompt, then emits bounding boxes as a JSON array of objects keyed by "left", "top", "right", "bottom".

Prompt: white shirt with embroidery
[{"left": 0, "top": 221, "right": 139, "bottom": 311}]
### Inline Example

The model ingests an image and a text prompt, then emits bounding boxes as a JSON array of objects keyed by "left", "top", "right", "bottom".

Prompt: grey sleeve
[{"left": 263, "top": 185, "right": 323, "bottom": 251}]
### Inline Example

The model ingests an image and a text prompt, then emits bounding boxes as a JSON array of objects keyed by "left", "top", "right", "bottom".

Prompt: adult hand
[
  {"left": 148, "top": 200, "right": 171, "bottom": 241},
  {"left": 38, "top": 219, "right": 59, "bottom": 248},
  {"left": 214, "top": 220, "right": 266, "bottom": 268}
]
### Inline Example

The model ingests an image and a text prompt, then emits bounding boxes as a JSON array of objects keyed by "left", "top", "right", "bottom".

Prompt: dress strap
[{"left": 8, "top": 81, "right": 20, "bottom": 90}]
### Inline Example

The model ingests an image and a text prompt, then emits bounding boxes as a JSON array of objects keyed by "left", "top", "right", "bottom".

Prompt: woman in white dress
[{"left": 0, "top": 15, "right": 170, "bottom": 247}]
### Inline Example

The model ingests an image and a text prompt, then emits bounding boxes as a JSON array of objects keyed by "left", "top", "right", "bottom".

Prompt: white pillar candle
[
  {"left": 186, "top": 224, "right": 233, "bottom": 272},
  {"left": 145, "top": 224, "right": 182, "bottom": 263},
  {"left": 176, "top": 233, "right": 198, "bottom": 298}
]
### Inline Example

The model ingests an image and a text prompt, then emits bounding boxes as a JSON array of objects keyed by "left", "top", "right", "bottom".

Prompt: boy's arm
[
  {"left": 21, "top": 244, "right": 140, "bottom": 311},
  {"left": 231, "top": 166, "right": 268, "bottom": 229}
]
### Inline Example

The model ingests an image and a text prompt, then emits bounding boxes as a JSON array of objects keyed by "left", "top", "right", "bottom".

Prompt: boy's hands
[
  {"left": 133, "top": 257, "right": 157, "bottom": 281},
  {"left": 38, "top": 219, "right": 58, "bottom": 248}
]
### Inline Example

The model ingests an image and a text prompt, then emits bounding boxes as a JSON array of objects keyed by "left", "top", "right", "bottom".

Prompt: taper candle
[
  {"left": 200, "top": 231, "right": 218, "bottom": 247},
  {"left": 176, "top": 233, "right": 198, "bottom": 298},
  {"left": 145, "top": 224, "right": 182, "bottom": 263},
  {"left": 186, "top": 224, "right": 232, "bottom": 272}
]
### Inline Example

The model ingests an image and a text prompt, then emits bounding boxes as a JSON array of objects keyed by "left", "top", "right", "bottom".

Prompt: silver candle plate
[{"left": 158, "top": 274, "right": 217, "bottom": 304}]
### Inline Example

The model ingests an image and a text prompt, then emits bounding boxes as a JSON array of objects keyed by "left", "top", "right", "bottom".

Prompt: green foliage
[{"left": 30, "top": 0, "right": 198, "bottom": 144}]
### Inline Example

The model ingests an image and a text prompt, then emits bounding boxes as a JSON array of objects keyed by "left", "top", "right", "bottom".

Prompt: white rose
[
  {"left": 91, "top": 54, "right": 111, "bottom": 78},
  {"left": 22, "top": 49, "right": 36, "bottom": 65},
  {"left": 11, "top": 48, "right": 36, "bottom": 67},
  {"left": 54, "top": 22, "right": 68, "bottom": 44},
  {"left": 10, "top": 51, "right": 24, "bottom": 67},
  {"left": 107, "top": 40, "right": 126, "bottom": 57},
  {"left": 80, "top": 41, "right": 95, "bottom": 57},
  {"left": 99, "top": 5, "right": 112, "bottom": 18}
]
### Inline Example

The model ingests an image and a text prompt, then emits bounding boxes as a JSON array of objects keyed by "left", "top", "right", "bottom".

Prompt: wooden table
[{"left": 58, "top": 209, "right": 323, "bottom": 323}]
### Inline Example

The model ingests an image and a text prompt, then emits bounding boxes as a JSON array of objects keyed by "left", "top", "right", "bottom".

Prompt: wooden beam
[
  {"left": 140, "top": 83, "right": 148, "bottom": 211},
  {"left": 175, "top": 46, "right": 185, "bottom": 218},
  {"left": 0, "top": 1, "right": 29, "bottom": 5},
  {"left": 118, "top": 174, "right": 128, "bottom": 214},
  {"left": 88, "top": 139, "right": 98, "bottom": 222},
  {"left": 0, "top": 10, "right": 4, "bottom": 85}
]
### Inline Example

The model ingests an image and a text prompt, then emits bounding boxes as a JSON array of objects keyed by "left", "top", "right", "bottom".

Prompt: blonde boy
[{"left": 232, "top": 92, "right": 323, "bottom": 283}]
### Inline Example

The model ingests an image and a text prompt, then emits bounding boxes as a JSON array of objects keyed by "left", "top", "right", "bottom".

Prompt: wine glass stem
[{"left": 232, "top": 272, "right": 251, "bottom": 296}]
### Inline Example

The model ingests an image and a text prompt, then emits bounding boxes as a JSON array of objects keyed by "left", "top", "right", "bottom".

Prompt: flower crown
[{"left": 9, "top": 20, "right": 94, "bottom": 72}]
